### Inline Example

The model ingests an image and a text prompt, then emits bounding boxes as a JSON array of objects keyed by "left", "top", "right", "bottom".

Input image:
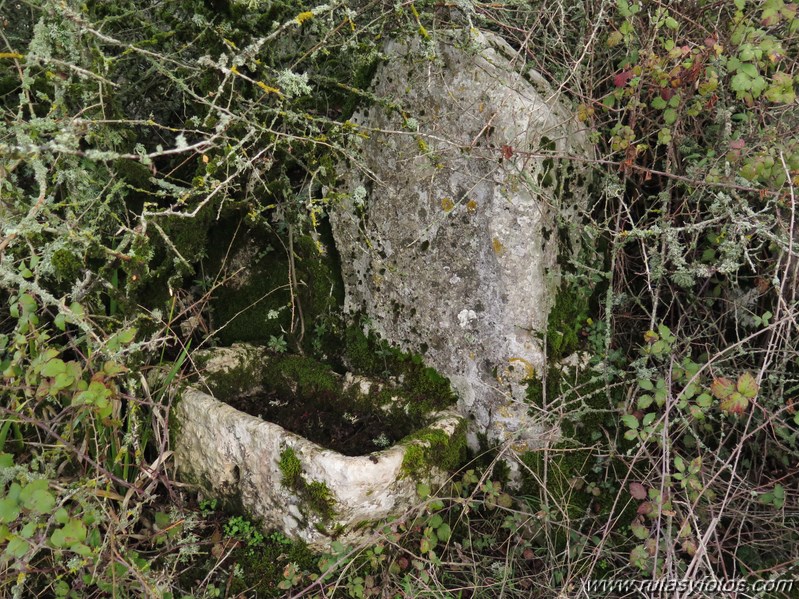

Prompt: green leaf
[
  {"left": 637, "top": 394, "right": 653, "bottom": 409},
  {"left": 631, "top": 521, "right": 649, "bottom": 539},
  {"left": 435, "top": 523, "right": 451, "bottom": 542},
  {"left": 497, "top": 493, "right": 513, "bottom": 509},
  {"left": 765, "top": 72, "right": 796, "bottom": 104},
  {"left": 4, "top": 535, "right": 29, "bottom": 559},
  {"left": 622, "top": 414, "right": 639, "bottom": 430},
  {"left": 642, "top": 412, "right": 656, "bottom": 427},
  {"left": 654, "top": 386, "right": 667, "bottom": 407},
  {"left": 696, "top": 393, "right": 712, "bottom": 408},
  {"left": 416, "top": 483, "right": 431, "bottom": 499},
  {"left": 103, "top": 360, "right": 128, "bottom": 376},
  {"left": 750, "top": 76, "right": 767, "bottom": 97},
  {"left": 720, "top": 391, "right": 749, "bottom": 415},
  {"left": 22, "top": 487, "right": 55, "bottom": 514},
  {"left": 69, "top": 302, "right": 84, "bottom": 319},
  {"left": 55, "top": 508, "right": 69, "bottom": 524},
  {"left": 0, "top": 454, "right": 13, "bottom": 468},
  {"left": 52, "top": 371, "right": 75, "bottom": 392},
  {"left": 428, "top": 514, "right": 443, "bottom": 528},
  {"left": 0, "top": 497, "right": 20, "bottom": 524},
  {"left": 736, "top": 372, "right": 758, "bottom": 399},
  {"left": 651, "top": 96, "right": 667, "bottom": 110},
  {"left": 664, "top": 16, "right": 678, "bottom": 29},
  {"left": 674, "top": 455, "right": 685, "bottom": 472},
  {"left": 731, "top": 73, "right": 751, "bottom": 94},
  {"left": 20, "top": 520, "right": 36, "bottom": 539},
  {"left": 41, "top": 358, "right": 66, "bottom": 377},
  {"left": 107, "top": 327, "right": 138, "bottom": 352},
  {"left": 50, "top": 519, "right": 87, "bottom": 548},
  {"left": 630, "top": 543, "right": 649, "bottom": 569},
  {"left": 54, "top": 580, "right": 70, "bottom": 598},
  {"left": 639, "top": 379, "right": 654, "bottom": 391},
  {"left": 740, "top": 63, "right": 758, "bottom": 78}
]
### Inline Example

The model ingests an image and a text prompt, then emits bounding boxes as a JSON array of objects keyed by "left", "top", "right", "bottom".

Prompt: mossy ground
[
  {"left": 546, "top": 282, "right": 590, "bottom": 361},
  {"left": 521, "top": 361, "right": 635, "bottom": 559},
  {"left": 227, "top": 534, "right": 316, "bottom": 597}
]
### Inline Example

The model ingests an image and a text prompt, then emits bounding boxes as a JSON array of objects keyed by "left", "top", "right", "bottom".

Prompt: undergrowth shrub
[{"left": 2, "top": 0, "right": 797, "bottom": 596}]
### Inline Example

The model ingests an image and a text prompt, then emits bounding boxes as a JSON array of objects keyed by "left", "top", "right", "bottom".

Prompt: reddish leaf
[
  {"left": 710, "top": 377, "right": 735, "bottom": 399},
  {"left": 614, "top": 70, "right": 634, "bottom": 88},
  {"left": 637, "top": 501, "right": 654, "bottom": 516},
  {"left": 501, "top": 145, "right": 514, "bottom": 160},
  {"left": 720, "top": 392, "right": 749, "bottom": 415},
  {"left": 630, "top": 482, "right": 647, "bottom": 500}
]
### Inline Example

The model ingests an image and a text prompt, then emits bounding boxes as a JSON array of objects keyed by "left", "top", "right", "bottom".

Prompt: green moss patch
[
  {"left": 205, "top": 215, "right": 343, "bottom": 352},
  {"left": 546, "top": 284, "right": 590, "bottom": 360},
  {"left": 344, "top": 321, "right": 457, "bottom": 418},
  {"left": 400, "top": 419, "right": 468, "bottom": 478},
  {"left": 278, "top": 448, "right": 335, "bottom": 520}
]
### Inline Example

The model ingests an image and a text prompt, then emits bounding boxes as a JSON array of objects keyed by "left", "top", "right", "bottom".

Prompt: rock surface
[
  {"left": 173, "top": 344, "right": 463, "bottom": 550},
  {"left": 330, "top": 29, "right": 589, "bottom": 449}
]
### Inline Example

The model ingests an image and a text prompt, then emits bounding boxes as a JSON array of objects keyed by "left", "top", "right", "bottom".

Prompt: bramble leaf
[
  {"left": 710, "top": 377, "right": 735, "bottom": 399},
  {"left": 736, "top": 372, "right": 758, "bottom": 399}
]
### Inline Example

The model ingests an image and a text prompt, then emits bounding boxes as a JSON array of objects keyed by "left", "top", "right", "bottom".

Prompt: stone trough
[{"left": 172, "top": 344, "right": 464, "bottom": 550}]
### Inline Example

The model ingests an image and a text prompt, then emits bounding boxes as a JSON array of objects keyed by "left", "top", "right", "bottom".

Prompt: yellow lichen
[
  {"left": 441, "top": 197, "right": 454, "bottom": 212},
  {"left": 256, "top": 81, "right": 282, "bottom": 95},
  {"left": 466, "top": 199, "right": 478, "bottom": 212},
  {"left": 508, "top": 357, "right": 536, "bottom": 379},
  {"left": 492, "top": 237, "right": 505, "bottom": 255},
  {"left": 295, "top": 11, "right": 314, "bottom": 24}
]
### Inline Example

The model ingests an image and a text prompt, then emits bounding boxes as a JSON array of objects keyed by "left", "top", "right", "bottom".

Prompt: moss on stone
[
  {"left": 400, "top": 419, "right": 468, "bottom": 478},
  {"left": 262, "top": 354, "right": 340, "bottom": 399},
  {"left": 305, "top": 480, "right": 335, "bottom": 520},
  {"left": 278, "top": 447, "right": 335, "bottom": 521},
  {"left": 206, "top": 216, "right": 343, "bottom": 352},
  {"left": 278, "top": 448, "right": 304, "bottom": 490},
  {"left": 344, "top": 321, "right": 456, "bottom": 416},
  {"left": 196, "top": 347, "right": 264, "bottom": 399}
]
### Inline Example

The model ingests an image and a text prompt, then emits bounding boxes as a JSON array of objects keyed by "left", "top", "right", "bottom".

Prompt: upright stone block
[{"left": 330, "top": 30, "right": 590, "bottom": 449}]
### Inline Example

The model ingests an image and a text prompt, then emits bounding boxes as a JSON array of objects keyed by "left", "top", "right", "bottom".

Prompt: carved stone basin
[{"left": 172, "top": 344, "right": 465, "bottom": 550}]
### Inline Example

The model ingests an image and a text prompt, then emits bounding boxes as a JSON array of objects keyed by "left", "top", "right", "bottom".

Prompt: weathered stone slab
[
  {"left": 330, "top": 30, "right": 589, "bottom": 449},
  {"left": 172, "top": 344, "right": 464, "bottom": 550}
]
